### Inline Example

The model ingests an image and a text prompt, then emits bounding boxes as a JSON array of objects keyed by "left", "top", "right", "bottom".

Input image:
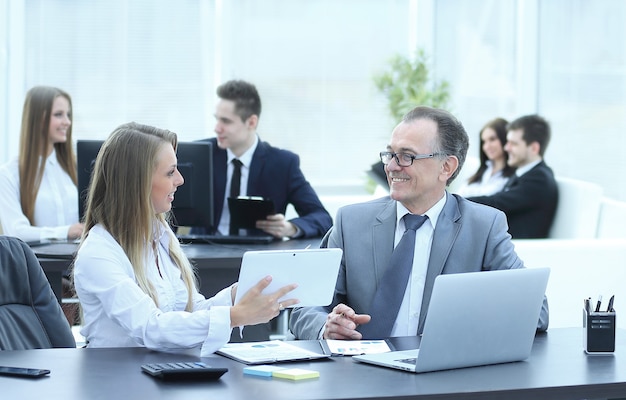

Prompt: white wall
[{"left": 514, "top": 239, "right": 626, "bottom": 330}]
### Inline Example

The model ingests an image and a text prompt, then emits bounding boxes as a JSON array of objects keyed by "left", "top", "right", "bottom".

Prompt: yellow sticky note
[{"left": 272, "top": 368, "right": 319, "bottom": 380}]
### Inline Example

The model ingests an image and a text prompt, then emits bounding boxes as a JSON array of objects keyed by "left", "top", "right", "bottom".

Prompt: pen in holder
[{"left": 583, "top": 298, "right": 616, "bottom": 354}]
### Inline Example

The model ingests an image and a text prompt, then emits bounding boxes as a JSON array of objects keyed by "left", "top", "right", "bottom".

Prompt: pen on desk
[
  {"left": 304, "top": 244, "right": 311, "bottom": 250},
  {"left": 595, "top": 295, "right": 602, "bottom": 313},
  {"left": 606, "top": 295, "right": 615, "bottom": 313}
]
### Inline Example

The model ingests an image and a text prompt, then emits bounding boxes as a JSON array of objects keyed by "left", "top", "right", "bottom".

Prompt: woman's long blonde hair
[
  {"left": 18, "top": 86, "right": 77, "bottom": 224},
  {"left": 82, "top": 122, "right": 197, "bottom": 311}
]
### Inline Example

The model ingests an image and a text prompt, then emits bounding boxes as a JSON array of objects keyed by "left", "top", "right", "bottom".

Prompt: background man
[
  {"left": 200, "top": 80, "right": 332, "bottom": 239},
  {"left": 467, "top": 115, "right": 558, "bottom": 239}
]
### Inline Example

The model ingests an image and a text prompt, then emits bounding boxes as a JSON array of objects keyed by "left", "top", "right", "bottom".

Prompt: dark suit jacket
[
  {"left": 199, "top": 137, "right": 332, "bottom": 238},
  {"left": 467, "top": 161, "right": 558, "bottom": 239},
  {"left": 289, "top": 193, "right": 549, "bottom": 339}
]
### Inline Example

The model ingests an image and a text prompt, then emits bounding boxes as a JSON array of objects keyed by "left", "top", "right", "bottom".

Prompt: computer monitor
[
  {"left": 76, "top": 140, "right": 215, "bottom": 232},
  {"left": 170, "top": 141, "right": 215, "bottom": 231},
  {"left": 77, "top": 140, "right": 104, "bottom": 222}
]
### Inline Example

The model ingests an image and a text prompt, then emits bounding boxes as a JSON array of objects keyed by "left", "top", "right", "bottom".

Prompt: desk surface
[
  {"left": 33, "top": 237, "right": 323, "bottom": 261},
  {"left": 2, "top": 328, "right": 626, "bottom": 400}
]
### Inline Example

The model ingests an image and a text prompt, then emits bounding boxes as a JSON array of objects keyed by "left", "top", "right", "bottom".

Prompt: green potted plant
[{"left": 369, "top": 48, "right": 452, "bottom": 190}]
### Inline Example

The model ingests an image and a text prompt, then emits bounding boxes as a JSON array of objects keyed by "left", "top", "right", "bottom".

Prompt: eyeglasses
[{"left": 379, "top": 151, "right": 445, "bottom": 167}]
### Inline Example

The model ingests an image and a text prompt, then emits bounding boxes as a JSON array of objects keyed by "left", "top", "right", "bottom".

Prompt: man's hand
[
  {"left": 323, "top": 304, "right": 371, "bottom": 340},
  {"left": 256, "top": 214, "right": 297, "bottom": 238}
]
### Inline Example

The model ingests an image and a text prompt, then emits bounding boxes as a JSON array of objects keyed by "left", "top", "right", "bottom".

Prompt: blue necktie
[{"left": 359, "top": 214, "right": 428, "bottom": 339}]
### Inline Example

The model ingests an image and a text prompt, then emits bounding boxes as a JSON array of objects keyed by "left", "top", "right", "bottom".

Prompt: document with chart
[{"left": 216, "top": 341, "right": 329, "bottom": 365}]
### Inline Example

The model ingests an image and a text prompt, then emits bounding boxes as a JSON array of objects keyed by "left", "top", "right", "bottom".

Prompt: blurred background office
[{"left": 1, "top": 0, "right": 625, "bottom": 201}]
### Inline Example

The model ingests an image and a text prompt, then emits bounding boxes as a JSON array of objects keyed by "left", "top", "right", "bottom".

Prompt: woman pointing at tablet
[{"left": 73, "top": 122, "right": 298, "bottom": 355}]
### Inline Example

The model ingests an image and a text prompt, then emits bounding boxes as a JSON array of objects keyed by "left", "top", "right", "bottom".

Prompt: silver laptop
[{"left": 353, "top": 267, "right": 549, "bottom": 373}]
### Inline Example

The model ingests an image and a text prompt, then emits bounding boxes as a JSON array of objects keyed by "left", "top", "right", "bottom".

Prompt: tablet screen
[
  {"left": 234, "top": 248, "right": 342, "bottom": 307},
  {"left": 228, "top": 197, "right": 276, "bottom": 229}
]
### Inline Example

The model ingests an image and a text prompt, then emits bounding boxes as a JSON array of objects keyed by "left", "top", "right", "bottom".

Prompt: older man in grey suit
[{"left": 289, "top": 106, "right": 549, "bottom": 340}]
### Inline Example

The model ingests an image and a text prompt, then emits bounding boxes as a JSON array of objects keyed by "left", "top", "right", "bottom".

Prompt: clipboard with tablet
[
  {"left": 228, "top": 196, "right": 276, "bottom": 230},
  {"left": 234, "top": 248, "right": 343, "bottom": 307}
]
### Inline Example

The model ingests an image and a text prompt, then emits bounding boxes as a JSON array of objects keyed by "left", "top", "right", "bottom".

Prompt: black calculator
[{"left": 141, "top": 362, "right": 228, "bottom": 381}]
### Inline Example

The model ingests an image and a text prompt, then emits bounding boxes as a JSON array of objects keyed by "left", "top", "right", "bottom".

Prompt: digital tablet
[
  {"left": 234, "top": 248, "right": 343, "bottom": 307},
  {"left": 228, "top": 196, "right": 276, "bottom": 230}
]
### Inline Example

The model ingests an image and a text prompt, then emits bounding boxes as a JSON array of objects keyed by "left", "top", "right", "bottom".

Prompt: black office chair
[{"left": 0, "top": 236, "right": 76, "bottom": 350}]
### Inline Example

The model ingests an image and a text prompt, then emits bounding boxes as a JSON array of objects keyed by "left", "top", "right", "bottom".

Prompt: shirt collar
[
  {"left": 226, "top": 135, "right": 259, "bottom": 168},
  {"left": 43, "top": 148, "right": 58, "bottom": 167},
  {"left": 395, "top": 193, "right": 447, "bottom": 229},
  {"left": 515, "top": 159, "right": 542, "bottom": 177},
  {"left": 152, "top": 220, "right": 170, "bottom": 249}
]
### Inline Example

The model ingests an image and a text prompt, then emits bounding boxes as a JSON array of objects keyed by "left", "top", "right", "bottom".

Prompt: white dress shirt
[
  {"left": 0, "top": 151, "right": 79, "bottom": 242},
  {"left": 74, "top": 223, "right": 233, "bottom": 356},
  {"left": 391, "top": 194, "right": 446, "bottom": 336},
  {"left": 217, "top": 136, "right": 259, "bottom": 235},
  {"left": 456, "top": 161, "right": 509, "bottom": 197},
  {"left": 514, "top": 158, "right": 542, "bottom": 177}
]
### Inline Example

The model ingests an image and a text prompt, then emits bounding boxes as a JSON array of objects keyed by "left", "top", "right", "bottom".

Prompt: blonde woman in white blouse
[
  {"left": 457, "top": 118, "right": 516, "bottom": 197},
  {"left": 0, "top": 86, "right": 83, "bottom": 243},
  {"left": 73, "top": 122, "right": 298, "bottom": 355}
]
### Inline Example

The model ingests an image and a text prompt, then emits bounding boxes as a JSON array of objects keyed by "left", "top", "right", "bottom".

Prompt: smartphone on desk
[{"left": 0, "top": 366, "right": 50, "bottom": 378}]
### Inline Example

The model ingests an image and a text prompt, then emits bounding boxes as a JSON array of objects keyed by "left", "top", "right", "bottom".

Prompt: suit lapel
[
  {"left": 247, "top": 140, "right": 267, "bottom": 194},
  {"left": 373, "top": 199, "right": 397, "bottom": 286},
  {"left": 503, "top": 175, "right": 518, "bottom": 191},
  {"left": 505, "top": 161, "right": 548, "bottom": 191},
  {"left": 417, "top": 192, "right": 462, "bottom": 334}
]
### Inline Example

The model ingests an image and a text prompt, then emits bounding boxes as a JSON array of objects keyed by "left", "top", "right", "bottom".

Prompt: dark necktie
[
  {"left": 229, "top": 159, "right": 243, "bottom": 234},
  {"left": 230, "top": 159, "right": 243, "bottom": 199},
  {"left": 359, "top": 214, "right": 428, "bottom": 339},
  {"left": 504, "top": 175, "right": 518, "bottom": 191}
]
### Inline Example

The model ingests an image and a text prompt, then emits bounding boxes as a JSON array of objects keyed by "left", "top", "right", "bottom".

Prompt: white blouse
[
  {"left": 73, "top": 223, "right": 233, "bottom": 356},
  {"left": 456, "top": 161, "right": 509, "bottom": 197},
  {"left": 0, "top": 151, "right": 79, "bottom": 242}
]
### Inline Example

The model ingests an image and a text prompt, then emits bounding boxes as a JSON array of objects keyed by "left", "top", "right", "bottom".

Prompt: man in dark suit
[
  {"left": 467, "top": 115, "right": 558, "bottom": 239},
  {"left": 201, "top": 80, "right": 332, "bottom": 239},
  {"left": 289, "top": 106, "right": 548, "bottom": 340}
]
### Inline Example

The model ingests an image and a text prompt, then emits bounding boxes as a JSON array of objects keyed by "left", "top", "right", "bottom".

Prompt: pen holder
[{"left": 583, "top": 307, "right": 616, "bottom": 354}]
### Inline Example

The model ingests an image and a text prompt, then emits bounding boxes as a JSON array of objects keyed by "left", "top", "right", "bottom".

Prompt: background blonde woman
[
  {"left": 0, "top": 85, "right": 83, "bottom": 242},
  {"left": 73, "top": 122, "right": 298, "bottom": 355}
]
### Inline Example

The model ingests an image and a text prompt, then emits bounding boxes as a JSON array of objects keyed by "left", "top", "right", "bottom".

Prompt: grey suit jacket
[{"left": 289, "top": 192, "right": 549, "bottom": 339}]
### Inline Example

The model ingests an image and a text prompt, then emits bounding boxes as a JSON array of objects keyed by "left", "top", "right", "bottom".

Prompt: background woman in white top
[
  {"left": 0, "top": 86, "right": 84, "bottom": 242},
  {"left": 73, "top": 122, "right": 298, "bottom": 355},
  {"left": 457, "top": 118, "right": 516, "bottom": 197}
]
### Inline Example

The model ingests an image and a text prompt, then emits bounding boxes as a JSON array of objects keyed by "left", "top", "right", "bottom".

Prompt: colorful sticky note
[
  {"left": 243, "top": 365, "right": 287, "bottom": 377},
  {"left": 272, "top": 368, "right": 320, "bottom": 381}
]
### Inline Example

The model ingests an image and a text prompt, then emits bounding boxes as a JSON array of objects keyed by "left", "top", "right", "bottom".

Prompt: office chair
[{"left": 0, "top": 236, "right": 76, "bottom": 350}]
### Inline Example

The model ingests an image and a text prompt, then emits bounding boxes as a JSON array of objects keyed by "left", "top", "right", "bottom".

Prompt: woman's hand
[
  {"left": 67, "top": 222, "right": 85, "bottom": 240},
  {"left": 230, "top": 275, "right": 298, "bottom": 328}
]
